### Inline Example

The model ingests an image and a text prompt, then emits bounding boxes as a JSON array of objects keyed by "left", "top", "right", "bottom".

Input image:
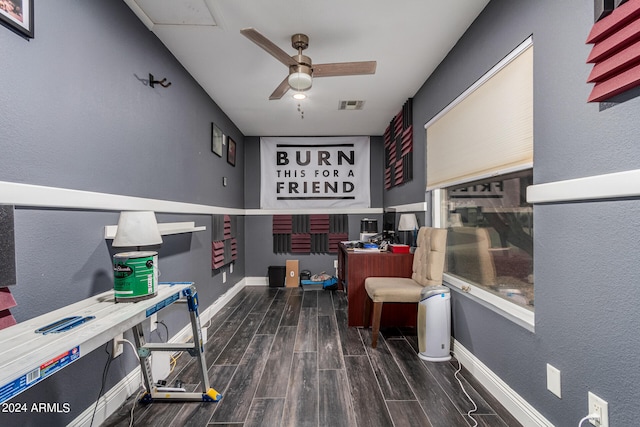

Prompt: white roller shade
[{"left": 426, "top": 39, "right": 533, "bottom": 190}]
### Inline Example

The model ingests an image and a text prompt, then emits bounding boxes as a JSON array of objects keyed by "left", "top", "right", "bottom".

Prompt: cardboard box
[{"left": 285, "top": 260, "right": 299, "bottom": 287}]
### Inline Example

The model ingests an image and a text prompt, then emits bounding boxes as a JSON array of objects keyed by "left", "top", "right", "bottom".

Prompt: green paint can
[{"left": 113, "top": 251, "right": 158, "bottom": 302}]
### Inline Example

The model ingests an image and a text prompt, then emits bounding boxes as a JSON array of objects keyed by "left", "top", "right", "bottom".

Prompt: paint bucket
[{"left": 113, "top": 251, "right": 158, "bottom": 302}]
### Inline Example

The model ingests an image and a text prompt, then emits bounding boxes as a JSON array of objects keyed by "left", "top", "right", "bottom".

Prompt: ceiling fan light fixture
[
  {"left": 288, "top": 71, "right": 312, "bottom": 91},
  {"left": 293, "top": 92, "right": 307, "bottom": 100},
  {"left": 240, "top": 28, "right": 376, "bottom": 100}
]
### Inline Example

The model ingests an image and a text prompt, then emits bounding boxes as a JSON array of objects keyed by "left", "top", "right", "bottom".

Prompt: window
[
  {"left": 438, "top": 171, "right": 533, "bottom": 310},
  {"left": 425, "top": 37, "right": 534, "bottom": 326}
]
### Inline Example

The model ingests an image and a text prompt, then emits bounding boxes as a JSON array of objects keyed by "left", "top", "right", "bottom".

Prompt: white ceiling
[{"left": 124, "top": 0, "right": 489, "bottom": 136}]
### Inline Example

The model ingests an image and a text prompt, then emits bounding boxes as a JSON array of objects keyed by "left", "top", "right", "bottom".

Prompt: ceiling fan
[{"left": 240, "top": 27, "right": 377, "bottom": 100}]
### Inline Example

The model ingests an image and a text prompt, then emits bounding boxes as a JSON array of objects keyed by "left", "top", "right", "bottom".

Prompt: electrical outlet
[
  {"left": 588, "top": 391, "right": 609, "bottom": 427},
  {"left": 112, "top": 333, "right": 124, "bottom": 358},
  {"left": 230, "top": 263, "right": 233, "bottom": 273},
  {"left": 150, "top": 313, "right": 157, "bottom": 332}
]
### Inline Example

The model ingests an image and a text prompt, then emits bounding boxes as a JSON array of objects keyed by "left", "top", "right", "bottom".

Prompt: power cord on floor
[
  {"left": 128, "top": 388, "right": 146, "bottom": 427},
  {"left": 118, "top": 338, "right": 146, "bottom": 426},
  {"left": 169, "top": 353, "right": 179, "bottom": 373},
  {"left": 451, "top": 351, "right": 478, "bottom": 427},
  {"left": 578, "top": 413, "right": 601, "bottom": 427},
  {"left": 89, "top": 343, "right": 113, "bottom": 427}
]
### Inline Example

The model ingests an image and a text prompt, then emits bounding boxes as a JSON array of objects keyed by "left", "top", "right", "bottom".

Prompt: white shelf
[{"left": 104, "top": 221, "right": 206, "bottom": 239}]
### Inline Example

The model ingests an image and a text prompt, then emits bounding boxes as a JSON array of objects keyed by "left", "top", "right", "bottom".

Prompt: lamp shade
[
  {"left": 112, "top": 211, "right": 163, "bottom": 247},
  {"left": 397, "top": 214, "right": 418, "bottom": 231}
]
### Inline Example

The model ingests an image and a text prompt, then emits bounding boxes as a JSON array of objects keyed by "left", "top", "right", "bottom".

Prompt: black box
[{"left": 268, "top": 266, "right": 286, "bottom": 288}]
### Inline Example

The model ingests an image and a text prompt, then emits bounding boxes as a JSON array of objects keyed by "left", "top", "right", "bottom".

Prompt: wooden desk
[{"left": 338, "top": 244, "right": 416, "bottom": 327}]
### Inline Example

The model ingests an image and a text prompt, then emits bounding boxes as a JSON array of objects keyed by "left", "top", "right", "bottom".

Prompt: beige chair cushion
[
  {"left": 364, "top": 227, "right": 448, "bottom": 303},
  {"left": 365, "top": 277, "right": 424, "bottom": 303}
]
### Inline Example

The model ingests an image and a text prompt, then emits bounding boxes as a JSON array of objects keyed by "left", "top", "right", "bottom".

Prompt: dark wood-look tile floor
[{"left": 101, "top": 287, "right": 522, "bottom": 427}]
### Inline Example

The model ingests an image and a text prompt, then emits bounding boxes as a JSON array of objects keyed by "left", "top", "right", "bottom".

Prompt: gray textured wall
[
  {"left": 0, "top": 1, "right": 244, "bottom": 425},
  {"left": 382, "top": 111, "right": 426, "bottom": 207},
  {"left": 412, "top": 0, "right": 640, "bottom": 425}
]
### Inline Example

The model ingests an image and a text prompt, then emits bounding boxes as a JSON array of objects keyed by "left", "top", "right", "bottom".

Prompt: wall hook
[{"left": 149, "top": 73, "right": 171, "bottom": 88}]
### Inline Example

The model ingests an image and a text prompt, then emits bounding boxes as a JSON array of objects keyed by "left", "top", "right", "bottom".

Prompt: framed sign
[
  {"left": 227, "top": 137, "right": 236, "bottom": 166},
  {"left": 0, "top": 0, "right": 33, "bottom": 38},
  {"left": 211, "top": 123, "right": 223, "bottom": 157}
]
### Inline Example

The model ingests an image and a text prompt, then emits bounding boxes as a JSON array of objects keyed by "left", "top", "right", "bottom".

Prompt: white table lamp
[
  {"left": 112, "top": 211, "right": 163, "bottom": 248},
  {"left": 397, "top": 213, "right": 419, "bottom": 246}
]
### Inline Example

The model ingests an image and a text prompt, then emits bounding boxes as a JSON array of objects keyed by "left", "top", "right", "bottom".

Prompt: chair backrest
[{"left": 411, "top": 227, "right": 448, "bottom": 286}]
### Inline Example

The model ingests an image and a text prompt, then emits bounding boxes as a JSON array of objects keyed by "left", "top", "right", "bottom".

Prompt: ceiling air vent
[{"left": 338, "top": 100, "right": 365, "bottom": 110}]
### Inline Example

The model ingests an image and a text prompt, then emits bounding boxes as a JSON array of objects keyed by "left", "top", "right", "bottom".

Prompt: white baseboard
[
  {"left": 244, "top": 276, "right": 269, "bottom": 286},
  {"left": 69, "top": 279, "right": 250, "bottom": 427},
  {"left": 453, "top": 340, "right": 553, "bottom": 427}
]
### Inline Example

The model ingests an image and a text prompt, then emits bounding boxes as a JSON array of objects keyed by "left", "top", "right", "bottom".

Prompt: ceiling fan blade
[
  {"left": 313, "top": 61, "right": 377, "bottom": 77},
  {"left": 240, "top": 27, "right": 298, "bottom": 68},
  {"left": 269, "top": 76, "right": 290, "bottom": 100}
]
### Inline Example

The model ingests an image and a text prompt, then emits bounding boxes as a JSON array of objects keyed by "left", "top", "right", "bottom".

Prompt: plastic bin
[
  {"left": 268, "top": 266, "right": 286, "bottom": 288},
  {"left": 300, "top": 276, "right": 338, "bottom": 291}
]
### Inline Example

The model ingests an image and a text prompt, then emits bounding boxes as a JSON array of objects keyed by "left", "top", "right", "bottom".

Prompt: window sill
[{"left": 444, "top": 273, "right": 535, "bottom": 332}]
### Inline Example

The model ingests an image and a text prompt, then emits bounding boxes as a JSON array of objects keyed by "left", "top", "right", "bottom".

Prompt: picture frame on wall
[
  {"left": 0, "top": 0, "right": 34, "bottom": 38},
  {"left": 211, "top": 123, "right": 223, "bottom": 157},
  {"left": 227, "top": 137, "right": 236, "bottom": 167}
]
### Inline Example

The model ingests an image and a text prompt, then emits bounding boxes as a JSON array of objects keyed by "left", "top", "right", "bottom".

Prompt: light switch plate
[{"left": 546, "top": 363, "right": 561, "bottom": 398}]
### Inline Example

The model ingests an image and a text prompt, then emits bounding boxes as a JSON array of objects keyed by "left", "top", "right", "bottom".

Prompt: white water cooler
[{"left": 417, "top": 285, "right": 452, "bottom": 362}]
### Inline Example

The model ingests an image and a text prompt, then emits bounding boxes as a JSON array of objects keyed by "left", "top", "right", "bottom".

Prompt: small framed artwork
[
  {"left": 211, "top": 123, "right": 223, "bottom": 157},
  {"left": 227, "top": 137, "right": 236, "bottom": 167},
  {"left": 0, "top": 0, "right": 34, "bottom": 38}
]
